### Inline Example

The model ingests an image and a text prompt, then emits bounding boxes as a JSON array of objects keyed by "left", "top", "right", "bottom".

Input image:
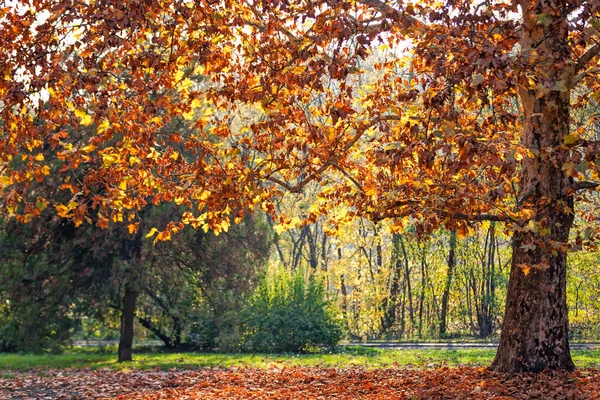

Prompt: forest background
[{"left": 2, "top": 189, "right": 600, "bottom": 355}]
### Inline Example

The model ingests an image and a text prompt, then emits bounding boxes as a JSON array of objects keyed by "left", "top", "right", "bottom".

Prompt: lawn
[{"left": 1, "top": 346, "right": 599, "bottom": 371}]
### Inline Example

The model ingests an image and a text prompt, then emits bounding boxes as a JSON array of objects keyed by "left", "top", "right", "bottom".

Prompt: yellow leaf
[
  {"left": 198, "top": 190, "right": 211, "bottom": 201},
  {"left": 55, "top": 204, "right": 70, "bottom": 218},
  {"left": 191, "top": 98, "right": 202, "bottom": 109},
  {"left": 119, "top": 181, "right": 127, "bottom": 190},
  {"left": 290, "top": 217, "right": 303, "bottom": 228},
  {"left": 291, "top": 65, "right": 306, "bottom": 74},
  {"left": 146, "top": 147, "right": 159, "bottom": 160},
  {"left": 81, "top": 144, "right": 96, "bottom": 153},
  {"left": 182, "top": 110, "right": 195, "bottom": 120},
  {"left": 274, "top": 224, "right": 288, "bottom": 235},
  {"left": 75, "top": 109, "right": 93, "bottom": 126},
  {"left": 156, "top": 230, "right": 171, "bottom": 241},
  {"left": 181, "top": 212, "right": 195, "bottom": 225},
  {"left": 128, "top": 223, "right": 138, "bottom": 234},
  {"left": 179, "top": 78, "right": 194, "bottom": 91},
  {"left": 220, "top": 219, "right": 230, "bottom": 233},
  {"left": 145, "top": 227, "right": 158, "bottom": 238},
  {"left": 365, "top": 187, "right": 377, "bottom": 197},
  {"left": 97, "top": 119, "right": 111, "bottom": 134},
  {"left": 527, "top": 220, "right": 538, "bottom": 233},
  {"left": 34, "top": 153, "right": 44, "bottom": 161}
]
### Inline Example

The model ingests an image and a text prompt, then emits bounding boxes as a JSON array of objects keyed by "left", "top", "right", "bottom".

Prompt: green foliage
[
  {"left": 241, "top": 268, "right": 342, "bottom": 353},
  {"left": 139, "top": 212, "right": 273, "bottom": 350},
  {"left": 0, "top": 224, "right": 76, "bottom": 353}
]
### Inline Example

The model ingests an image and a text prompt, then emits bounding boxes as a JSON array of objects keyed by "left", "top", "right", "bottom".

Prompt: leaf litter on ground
[{"left": 0, "top": 366, "right": 599, "bottom": 399}]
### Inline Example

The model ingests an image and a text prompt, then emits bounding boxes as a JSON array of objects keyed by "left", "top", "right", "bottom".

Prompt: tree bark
[
  {"left": 491, "top": 0, "right": 575, "bottom": 372},
  {"left": 118, "top": 284, "right": 137, "bottom": 362}
]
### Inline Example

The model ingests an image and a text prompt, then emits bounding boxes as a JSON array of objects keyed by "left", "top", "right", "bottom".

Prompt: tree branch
[
  {"left": 574, "top": 181, "right": 600, "bottom": 191},
  {"left": 265, "top": 115, "right": 401, "bottom": 193},
  {"left": 356, "top": 0, "right": 425, "bottom": 32},
  {"left": 576, "top": 42, "right": 600, "bottom": 73},
  {"left": 136, "top": 315, "right": 173, "bottom": 348}
]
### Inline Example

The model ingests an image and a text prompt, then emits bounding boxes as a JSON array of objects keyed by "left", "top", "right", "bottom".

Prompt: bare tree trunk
[
  {"left": 337, "top": 246, "right": 349, "bottom": 330},
  {"left": 398, "top": 236, "right": 415, "bottom": 330},
  {"left": 439, "top": 230, "right": 456, "bottom": 337},
  {"left": 118, "top": 219, "right": 144, "bottom": 363},
  {"left": 380, "top": 233, "right": 402, "bottom": 333},
  {"left": 478, "top": 224, "right": 495, "bottom": 338},
  {"left": 305, "top": 225, "right": 319, "bottom": 271},
  {"left": 118, "top": 284, "right": 137, "bottom": 362},
  {"left": 418, "top": 256, "right": 425, "bottom": 339}
]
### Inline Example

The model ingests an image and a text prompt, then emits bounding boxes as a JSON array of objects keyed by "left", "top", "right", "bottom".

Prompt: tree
[{"left": 2, "top": 0, "right": 600, "bottom": 372}]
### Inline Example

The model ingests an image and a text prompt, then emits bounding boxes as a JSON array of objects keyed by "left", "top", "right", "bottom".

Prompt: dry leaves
[{"left": 1, "top": 366, "right": 599, "bottom": 399}]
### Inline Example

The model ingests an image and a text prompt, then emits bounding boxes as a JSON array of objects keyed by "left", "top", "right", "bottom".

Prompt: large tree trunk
[{"left": 491, "top": 0, "right": 575, "bottom": 372}]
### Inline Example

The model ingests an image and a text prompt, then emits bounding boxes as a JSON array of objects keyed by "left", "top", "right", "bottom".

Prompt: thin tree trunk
[
  {"left": 398, "top": 236, "right": 415, "bottom": 329},
  {"left": 418, "top": 257, "right": 425, "bottom": 339},
  {"left": 479, "top": 224, "right": 495, "bottom": 338},
  {"left": 380, "top": 233, "right": 402, "bottom": 333},
  {"left": 118, "top": 284, "right": 137, "bottom": 362},
  {"left": 306, "top": 225, "right": 319, "bottom": 271},
  {"left": 118, "top": 218, "right": 144, "bottom": 363},
  {"left": 439, "top": 230, "right": 456, "bottom": 337},
  {"left": 338, "top": 247, "right": 349, "bottom": 330}
]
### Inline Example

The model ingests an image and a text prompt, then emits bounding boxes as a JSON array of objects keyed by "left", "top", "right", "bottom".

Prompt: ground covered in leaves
[{"left": 1, "top": 366, "right": 600, "bottom": 399}]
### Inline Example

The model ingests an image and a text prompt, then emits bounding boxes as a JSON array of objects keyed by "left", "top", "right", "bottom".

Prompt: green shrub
[{"left": 241, "top": 268, "right": 342, "bottom": 353}]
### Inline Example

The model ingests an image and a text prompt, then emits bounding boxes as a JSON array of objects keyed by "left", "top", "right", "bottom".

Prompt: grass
[{"left": 0, "top": 346, "right": 599, "bottom": 371}]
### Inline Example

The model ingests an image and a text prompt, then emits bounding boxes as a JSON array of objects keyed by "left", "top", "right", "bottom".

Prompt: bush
[
  {"left": 0, "top": 301, "right": 73, "bottom": 353},
  {"left": 241, "top": 268, "right": 342, "bottom": 353}
]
